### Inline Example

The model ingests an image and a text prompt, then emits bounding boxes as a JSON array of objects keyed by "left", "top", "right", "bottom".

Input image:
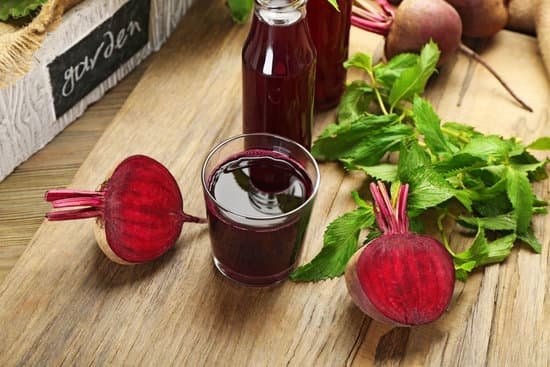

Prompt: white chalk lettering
[{"left": 61, "top": 18, "right": 143, "bottom": 98}]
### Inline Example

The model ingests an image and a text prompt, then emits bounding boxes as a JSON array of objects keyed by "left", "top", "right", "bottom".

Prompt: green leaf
[
  {"left": 453, "top": 227, "right": 490, "bottom": 280},
  {"left": 400, "top": 167, "right": 455, "bottom": 215},
  {"left": 458, "top": 213, "right": 517, "bottom": 231},
  {"left": 290, "top": 206, "right": 375, "bottom": 281},
  {"left": 460, "top": 136, "right": 521, "bottom": 163},
  {"left": 0, "top": 0, "right": 46, "bottom": 21},
  {"left": 374, "top": 53, "right": 419, "bottom": 87},
  {"left": 312, "top": 114, "right": 399, "bottom": 161},
  {"left": 388, "top": 41, "right": 440, "bottom": 109},
  {"left": 412, "top": 96, "right": 455, "bottom": 155},
  {"left": 434, "top": 153, "right": 485, "bottom": 175},
  {"left": 356, "top": 164, "right": 398, "bottom": 182},
  {"left": 341, "top": 124, "right": 414, "bottom": 167},
  {"left": 344, "top": 53, "right": 373, "bottom": 73},
  {"left": 337, "top": 81, "right": 373, "bottom": 125},
  {"left": 479, "top": 234, "right": 516, "bottom": 266},
  {"left": 226, "top": 0, "right": 253, "bottom": 23},
  {"left": 518, "top": 228, "right": 542, "bottom": 253},
  {"left": 398, "top": 140, "right": 431, "bottom": 178},
  {"left": 506, "top": 167, "right": 533, "bottom": 234},
  {"left": 527, "top": 137, "right": 550, "bottom": 150}
]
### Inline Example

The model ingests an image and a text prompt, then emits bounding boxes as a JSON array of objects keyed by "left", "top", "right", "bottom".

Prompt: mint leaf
[
  {"left": 0, "top": 0, "right": 46, "bottom": 21},
  {"left": 388, "top": 41, "right": 440, "bottom": 109},
  {"left": 454, "top": 227, "right": 490, "bottom": 280},
  {"left": 434, "top": 153, "right": 485, "bottom": 175},
  {"left": 356, "top": 164, "right": 398, "bottom": 182},
  {"left": 527, "top": 137, "right": 550, "bottom": 150},
  {"left": 458, "top": 213, "right": 517, "bottom": 231},
  {"left": 461, "top": 136, "right": 521, "bottom": 163},
  {"left": 398, "top": 140, "right": 431, "bottom": 178},
  {"left": 290, "top": 206, "right": 375, "bottom": 281},
  {"left": 506, "top": 167, "right": 533, "bottom": 234},
  {"left": 338, "top": 81, "right": 373, "bottom": 125},
  {"left": 226, "top": 0, "right": 253, "bottom": 23},
  {"left": 312, "top": 114, "right": 399, "bottom": 161},
  {"left": 518, "top": 228, "right": 542, "bottom": 253},
  {"left": 341, "top": 124, "right": 414, "bottom": 167},
  {"left": 400, "top": 167, "right": 455, "bottom": 215},
  {"left": 344, "top": 53, "right": 373, "bottom": 73},
  {"left": 374, "top": 53, "right": 419, "bottom": 87},
  {"left": 479, "top": 234, "right": 516, "bottom": 266},
  {"left": 413, "top": 96, "right": 455, "bottom": 155}
]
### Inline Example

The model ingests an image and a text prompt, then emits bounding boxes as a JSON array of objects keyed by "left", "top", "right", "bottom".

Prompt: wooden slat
[{"left": 0, "top": 1, "right": 548, "bottom": 365}]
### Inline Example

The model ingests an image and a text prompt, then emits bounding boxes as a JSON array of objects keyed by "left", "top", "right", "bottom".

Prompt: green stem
[
  {"left": 437, "top": 211, "right": 455, "bottom": 256},
  {"left": 441, "top": 127, "right": 470, "bottom": 144},
  {"left": 367, "top": 70, "right": 389, "bottom": 115}
]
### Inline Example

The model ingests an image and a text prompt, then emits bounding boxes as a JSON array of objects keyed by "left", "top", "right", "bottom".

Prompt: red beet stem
[
  {"left": 45, "top": 189, "right": 206, "bottom": 224},
  {"left": 49, "top": 196, "right": 104, "bottom": 209},
  {"left": 369, "top": 182, "right": 410, "bottom": 235},
  {"left": 45, "top": 189, "right": 104, "bottom": 202},
  {"left": 351, "top": 0, "right": 393, "bottom": 36},
  {"left": 375, "top": 0, "right": 395, "bottom": 17},
  {"left": 46, "top": 207, "right": 103, "bottom": 221}
]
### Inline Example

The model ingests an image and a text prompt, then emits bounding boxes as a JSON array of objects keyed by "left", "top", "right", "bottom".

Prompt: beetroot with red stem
[
  {"left": 352, "top": 0, "right": 462, "bottom": 64},
  {"left": 345, "top": 182, "right": 455, "bottom": 326},
  {"left": 45, "top": 155, "right": 205, "bottom": 264}
]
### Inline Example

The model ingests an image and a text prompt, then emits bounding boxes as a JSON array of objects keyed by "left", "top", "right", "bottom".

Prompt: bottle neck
[{"left": 255, "top": 0, "right": 307, "bottom": 26}]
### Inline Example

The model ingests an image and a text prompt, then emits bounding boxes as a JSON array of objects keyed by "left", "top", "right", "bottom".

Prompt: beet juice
[
  {"left": 307, "top": 0, "right": 352, "bottom": 110},
  {"left": 202, "top": 134, "right": 320, "bottom": 286},
  {"left": 242, "top": 0, "right": 316, "bottom": 149}
]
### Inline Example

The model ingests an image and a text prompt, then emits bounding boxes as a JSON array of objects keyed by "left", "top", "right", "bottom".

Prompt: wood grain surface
[{"left": 0, "top": 0, "right": 548, "bottom": 365}]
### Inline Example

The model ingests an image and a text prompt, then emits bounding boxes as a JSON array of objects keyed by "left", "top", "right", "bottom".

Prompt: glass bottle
[
  {"left": 242, "top": 0, "right": 317, "bottom": 149},
  {"left": 307, "top": 0, "right": 352, "bottom": 110}
]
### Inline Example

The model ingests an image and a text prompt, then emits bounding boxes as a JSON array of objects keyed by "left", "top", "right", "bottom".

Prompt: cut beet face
[
  {"left": 102, "top": 156, "right": 185, "bottom": 263},
  {"left": 356, "top": 233, "right": 455, "bottom": 325},
  {"left": 345, "top": 182, "right": 455, "bottom": 326},
  {"left": 45, "top": 155, "right": 205, "bottom": 264}
]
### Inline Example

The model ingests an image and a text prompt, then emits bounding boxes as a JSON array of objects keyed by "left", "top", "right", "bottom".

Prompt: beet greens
[{"left": 291, "top": 42, "right": 550, "bottom": 282}]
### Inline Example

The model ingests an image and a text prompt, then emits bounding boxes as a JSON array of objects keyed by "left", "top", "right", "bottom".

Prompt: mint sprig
[{"left": 291, "top": 42, "right": 550, "bottom": 282}]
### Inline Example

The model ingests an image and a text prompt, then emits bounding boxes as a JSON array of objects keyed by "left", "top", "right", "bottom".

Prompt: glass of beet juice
[{"left": 201, "top": 133, "right": 320, "bottom": 286}]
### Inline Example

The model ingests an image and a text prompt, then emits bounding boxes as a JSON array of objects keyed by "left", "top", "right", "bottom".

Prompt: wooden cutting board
[{"left": 0, "top": 0, "right": 548, "bottom": 365}]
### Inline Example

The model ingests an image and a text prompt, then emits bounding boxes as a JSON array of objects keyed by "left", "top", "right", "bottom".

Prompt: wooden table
[{"left": 0, "top": 1, "right": 548, "bottom": 365}]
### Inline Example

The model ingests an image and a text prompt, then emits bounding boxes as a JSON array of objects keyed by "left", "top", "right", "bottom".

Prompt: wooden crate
[{"left": 0, "top": 0, "right": 196, "bottom": 181}]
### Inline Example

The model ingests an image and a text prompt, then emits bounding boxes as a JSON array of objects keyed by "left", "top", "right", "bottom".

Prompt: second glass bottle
[{"left": 242, "top": 0, "right": 316, "bottom": 150}]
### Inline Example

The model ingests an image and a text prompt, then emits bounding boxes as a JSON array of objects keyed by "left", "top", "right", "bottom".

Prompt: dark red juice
[
  {"left": 205, "top": 149, "right": 314, "bottom": 286},
  {"left": 307, "top": 0, "right": 352, "bottom": 110},
  {"left": 242, "top": 5, "right": 316, "bottom": 149}
]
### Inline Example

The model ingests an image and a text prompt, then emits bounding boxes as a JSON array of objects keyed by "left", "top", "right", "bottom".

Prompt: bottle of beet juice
[
  {"left": 242, "top": 0, "right": 316, "bottom": 149},
  {"left": 307, "top": 0, "right": 352, "bottom": 110}
]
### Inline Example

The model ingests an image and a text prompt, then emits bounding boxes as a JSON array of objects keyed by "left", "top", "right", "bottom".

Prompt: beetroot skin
[
  {"left": 445, "top": 0, "right": 508, "bottom": 38},
  {"left": 45, "top": 155, "right": 204, "bottom": 264},
  {"left": 385, "top": 0, "right": 462, "bottom": 64},
  {"left": 345, "top": 182, "right": 455, "bottom": 326}
]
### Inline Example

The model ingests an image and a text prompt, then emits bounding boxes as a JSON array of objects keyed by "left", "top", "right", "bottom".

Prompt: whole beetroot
[
  {"left": 446, "top": 0, "right": 508, "bottom": 38},
  {"left": 385, "top": 0, "right": 462, "bottom": 64}
]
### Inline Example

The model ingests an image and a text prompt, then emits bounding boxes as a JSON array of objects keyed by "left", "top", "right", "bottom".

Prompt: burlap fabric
[{"left": 0, "top": 0, "right": 82, "bottom": 88}]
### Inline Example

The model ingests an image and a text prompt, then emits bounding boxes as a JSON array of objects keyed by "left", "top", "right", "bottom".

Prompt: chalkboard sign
[{"left": 48, "top": 0, "right": 150, "bottom": 118}]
